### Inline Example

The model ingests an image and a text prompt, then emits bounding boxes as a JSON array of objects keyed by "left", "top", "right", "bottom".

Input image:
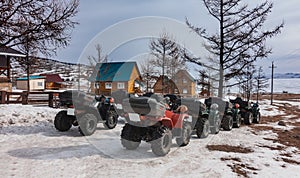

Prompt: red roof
[{"left": 40, "top": 74, "right": 63, "bottom": 83}]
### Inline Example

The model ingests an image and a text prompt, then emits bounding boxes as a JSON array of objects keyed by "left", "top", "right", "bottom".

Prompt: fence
[{"left": 0, "top": 91, "right": 59, "bottom": 107}]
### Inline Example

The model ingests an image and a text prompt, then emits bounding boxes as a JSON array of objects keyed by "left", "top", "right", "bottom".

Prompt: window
[
  {"left": 105, "top": 82, "right": 112, "bottom": 89},
  {"left": 117, "top": 82, "right": 125, "bottom": 89},
  {"left": 183, "top": 78, "right": 187, "bottom": 84},
  {"left": 37, "top": 82, "right": 43, "bottom": 87},
  {"left": 183, "top": 88, "right": 188, "bottom": 94}
]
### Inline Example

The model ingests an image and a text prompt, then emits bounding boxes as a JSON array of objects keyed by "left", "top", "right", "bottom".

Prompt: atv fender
[{"left": 161, "top": 117, "right": 174, "bottom": 129}]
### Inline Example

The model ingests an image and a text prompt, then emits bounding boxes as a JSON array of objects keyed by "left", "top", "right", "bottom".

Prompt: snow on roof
[
  {"left": 16, "top": 75, "right": 46, "bottom": 81},
  {"left": 0, "top": 46, "right": 25, "bottom": 57}
]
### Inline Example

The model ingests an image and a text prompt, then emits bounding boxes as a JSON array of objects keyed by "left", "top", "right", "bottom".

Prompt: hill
[{"left": 10, "top": 57, "right": 92, "bottom": 90}]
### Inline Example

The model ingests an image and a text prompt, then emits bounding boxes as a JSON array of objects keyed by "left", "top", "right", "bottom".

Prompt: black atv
[
  {"left": 173, "top": 97, "right": 210, "bottom": 138},
  {"left": 251, "top": 102, "right": 261, "bottom": 123},
  {"left": 230, "top": 98, "right": 253, "bottom": 125},
  {"left": 54, "top": 90, "right": 119, "bottom": 136},
  {"left": 205, "top": 97, "right": 244, "bottom": 131},
  {"left": 231, "top": 102, "right": 242, "bottom": 128},
  {"left": 204, "top": 97, "right": 223, "bottom": 134}
]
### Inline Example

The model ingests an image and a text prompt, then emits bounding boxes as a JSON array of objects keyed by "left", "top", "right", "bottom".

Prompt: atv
[
  {"left": 172, "top": 97, "right": 210, "bottom": 139},
  {"left": 231, "top": 102, "right": 242, "bottom": 128},
  {"left": 205, "top": 97, "right": 244, "bottom": 131},
  {"left": 251, "top": 102, "right": 261, "bottom": 123},
  {"left": 54, "top": 90, "right": 119, "bottom": 136},
  {"left": 230, "top": 98, "right": 253, "bottom": 125},
  {"left": 204, "top": 97, "right": 223, "bottom": 134},
  {"left": 120, "top": 95, "right": 192, "bottom": 156}
]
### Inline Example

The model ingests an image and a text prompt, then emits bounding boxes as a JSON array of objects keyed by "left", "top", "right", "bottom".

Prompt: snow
[
  {"left": 266, "top": 78, "right": 300, "bottom": 94},
  {"left": 0, "top": 101, "right": 300, "bottom": 177}
]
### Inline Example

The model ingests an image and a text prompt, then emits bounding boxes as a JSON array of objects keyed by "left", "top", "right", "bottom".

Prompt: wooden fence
[{"left": 0, "top": 91, "right": 59, "bottom": 107}]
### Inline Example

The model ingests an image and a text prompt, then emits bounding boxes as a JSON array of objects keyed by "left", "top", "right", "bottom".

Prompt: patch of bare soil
[
  {"left": 251, "top": 100, "right": 300, "bottom": 150},
  {"left": 207, "top": 145, "right": 253, "bottom": 153},
  {"left": 257, "top": 144, "right": 285, "bottom": 151},
  {"left": 220, "top": 157, "right": 259, "bottom": 178},
  {"left": 257, "top": 93, "right": 300, "bottom": 102}
]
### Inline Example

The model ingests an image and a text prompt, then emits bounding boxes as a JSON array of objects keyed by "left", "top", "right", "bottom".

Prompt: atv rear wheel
[
  {"left": 244, "top": 112, "right": 253, "bottom": 125},
  {"left": 253, "top": 112, "right": 261, "bottom": 123},
  {"left": 78, "top": 113, "right": 97, "bottom": 136},
  {"left": 233, "top": 114, "right": 242, "bottom": 128},
  {"left": 54, "top": 110, "right": 73, "bottom": 132},
  {"left": 222, "top": 115, "right": 233, "bottom": 131},
  {"left": 104, "top": 110, "right": 118, "bottom": 129},
  {"left": 176, "top": 123, "right": 192, "bottom": 146},
  {"left": 151, "top": 127, "right": 172, "bottom": 156},
  {"left": 121, "top": 138, "right": 141, "bottom": 150},
  {"left": 196, "top": 118, "right": 210, "bottom": 138},
  {"left": 120, "top": 123, "right": 141, "bottom": 150}
]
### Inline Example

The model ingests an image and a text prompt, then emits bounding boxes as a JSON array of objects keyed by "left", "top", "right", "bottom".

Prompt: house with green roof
[
  {"left": 16, "top": 76, "right": 46, "bottom": 91},
  {"left": 89, "top": 62, "right": 143, "bottom": 95}
]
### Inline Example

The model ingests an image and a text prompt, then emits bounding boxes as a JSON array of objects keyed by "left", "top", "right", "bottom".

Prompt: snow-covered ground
[
  {"left": 0, "top": 101, "right": 300, "bottom": 178},
  {"left": 266, "top": 78, "right": 300, "bottom": 94}
]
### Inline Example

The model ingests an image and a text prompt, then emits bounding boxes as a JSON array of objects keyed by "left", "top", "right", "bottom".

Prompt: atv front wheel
[
  {"left": 78, "top": 113, "right": 97, "bottom": 136},
  {"left": 222, "top": 115, "right": 233, "bottom": 131},
  {"left": 151, "top": 127, "right": 172, "bottom": 156},
  {"left": 104, "top": 110, "right": 118, "bottom": 129},
  {"left": 233, "top": 114, "right": 242, "bottom": 128},
  {"left": 176, "top": 123, "right": 192, "bottom": 146},
  {"left": 196, "top": 118, "right": 210, "bottom": 138},
  {"left": 253, "top": 112, "right": 261, "bottom": 123},
  {"left": 244, "top": 112, "right": 253, "bottom": 125},
  {"left": 54, "top": 110, "right": 73, "bottom": 132},
  {"left": 210, "top": 117, "right": 221, "bottom": 134}
]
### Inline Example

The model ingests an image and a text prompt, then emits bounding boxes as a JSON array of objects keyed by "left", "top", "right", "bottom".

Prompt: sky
[{"left": 55, "top": 0, "right": 300, "bottom": 75}]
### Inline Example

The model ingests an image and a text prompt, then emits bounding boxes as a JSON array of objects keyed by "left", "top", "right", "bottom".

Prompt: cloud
[{"left": 55, "top": 0, "right": 300, "bottom": 73}]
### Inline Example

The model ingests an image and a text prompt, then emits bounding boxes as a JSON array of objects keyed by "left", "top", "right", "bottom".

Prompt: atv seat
[{"left": 123, "top": 96, "right": 166, "bottom": 116}]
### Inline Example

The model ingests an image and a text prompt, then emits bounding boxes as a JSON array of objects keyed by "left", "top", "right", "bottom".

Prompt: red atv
[{"left": 120, "top": 95, "right": 192, "bottom": 156}]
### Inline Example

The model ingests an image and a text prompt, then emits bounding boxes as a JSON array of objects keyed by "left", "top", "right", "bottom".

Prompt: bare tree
[
  {"left": 139, "top": 58, "right": 158, "bottom": 92},
  {"left": 87, "top": 44, "right": 108, "bottom": 67},
  {"left": 1, "top": 0, "right": 79, "bottom": 54},
  {"left": 149, "top": 32, "right": 186, "bottom": 79},
  {"left": 237, "top": 64, "right": 256, "bottom": 101},
  {"left": 185, "top": 0, "right": 284, "bottom": 98},
  {"left": 254, "top": 66, "right": 269, "bottom": 102},
  {"left": 0, "top": 0, "right": 79, "bottom": 91}
]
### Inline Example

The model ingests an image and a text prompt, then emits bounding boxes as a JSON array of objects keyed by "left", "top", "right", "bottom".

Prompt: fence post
[
  {"left": 6, "top": 91, "right": 9, "bottom": 104},
  {"left": 49, "top": 92, "right": 53, "bottom": 107},
  {"left": 0, "top": 91, "right": 6, "bottom": 104},
  {"left": 22, "top": 91, "right": 28, "bottom": 105}
]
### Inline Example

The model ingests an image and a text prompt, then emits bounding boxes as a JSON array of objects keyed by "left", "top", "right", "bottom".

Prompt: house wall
[
  {"left": 128, "top": 65, "right": 142, "bottom": 93},
  {"left": 91, "top": 65, "right": 142, "bottom": 95},
  {"left": 46, "top": 82, "right": 63, "bottom": 90},
  {"left": 0, "top": 82, "right": 12, "bottom": 92},
  {"left": 173, "top": 71, "right": 196, "bottom": 96},
  {"left": 17, "top": 79, "right": 45, "bottom": 91},
  {"left": 153, "top": 77, "right": 177, "bottom": 94}
]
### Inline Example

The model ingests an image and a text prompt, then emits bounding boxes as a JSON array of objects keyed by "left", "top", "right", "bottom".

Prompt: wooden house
[
  {"left": 153, "top": 75, "right": 178, "bottom": 94},
  {"left": 40, "top": 74, "right": 64, "bottom": 90},
  {"left": 0, "top": 46, "right": 25, "bottom": 91},
  {"left": 16, "top": 76, "right": 46, "bottom": 91},
  {"left": 89, "top": 62, "right": 143, "bottom": 95},
  {"left": 172, "top": 70, "right": 196, "bottom": 97}
]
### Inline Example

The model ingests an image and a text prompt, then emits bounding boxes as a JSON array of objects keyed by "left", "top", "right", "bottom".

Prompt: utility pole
[
  {"left": 269, "top": 61, "right": 276, "bottom": 105},
  {"left": 78, "top": 63, "right": 81, "bottom": 91}
]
